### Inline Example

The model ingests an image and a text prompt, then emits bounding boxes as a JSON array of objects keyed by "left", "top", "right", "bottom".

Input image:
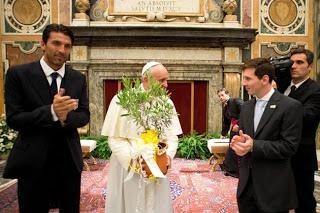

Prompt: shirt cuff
[{"left": 51, "top": 104, "right": 59, "bottom": 121}]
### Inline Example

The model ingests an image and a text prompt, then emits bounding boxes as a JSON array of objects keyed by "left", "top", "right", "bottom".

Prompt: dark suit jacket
[
  {"left": 3, "top": 61, "right": 90, "bottom": 178},
  {"left": 237, "top": 90, "right": 303, "bottom": 212},
  {"left": 289, "top": 78, "right": 320, "bottom": 171},
  {"left": 221, "top": 97, "right": 243, "bottom": 136}
]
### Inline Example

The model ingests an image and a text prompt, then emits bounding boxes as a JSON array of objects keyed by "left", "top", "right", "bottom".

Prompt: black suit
[
  {"left": 221, "top": 98, "right": 243, "bottom": 136},
  {"left": 237, "top": 90, "right": 303, "bottom": 213},
  {"left": 288, "top": 78, "right": 320, "bottom": 213},
  {"left": 221, "top": 98, "right": 243, "bottom": 176},
  {"left": 3, "top": 61, "right": 90, "bottom": 212}
]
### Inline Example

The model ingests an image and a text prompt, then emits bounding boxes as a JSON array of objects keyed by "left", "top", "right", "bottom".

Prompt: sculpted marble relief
[
  {"left": 269, "top": 0, "right": 297, "bottom": 26},
  {"left": 13, "top": 0, "right": 42, "bottom": 25},
  {"left": 90, "top": 0, "right": 108, "bottom": 21},
  {"left": 260, "top": 0, "right": 306, "bottom": 34},
  {"left": 101, "top": 0, "right": 224, "bottom": 23},
  {"left": 260, "top": 42, "right": 303, "bottom": 58},
  {"left": 4, "top": 0, "right": 50, "bottom": 33},
  {"left": 109, "top": 0, "right": 202, "bottom": 16}
]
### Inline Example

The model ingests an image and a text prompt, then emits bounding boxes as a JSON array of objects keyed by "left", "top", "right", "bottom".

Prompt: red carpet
[{"left": 0, "top": 158, "right": 238, "bottom": 213}]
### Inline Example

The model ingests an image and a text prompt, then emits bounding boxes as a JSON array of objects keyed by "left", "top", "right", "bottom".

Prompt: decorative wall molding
[
  {"left": 73, "top": 0, "right": 225, "bottom": 24},
  {"left": 2, "top": 41, "right": 42, "bottom": 72},
  {"left": 69, "top": 26, "right": 257, "bottom": 48},
  {"left": 3, "top": 0, "right": 50, "bottom": 34},
  {"left": 260, "top": 0, "right": 306, "bottom": 35},
  {"left": 90, "top": 0, "right": 108, "bottom": 21},
  {"left": 103, "top": 0, "right": 210, "bottom": 23},
  {"left": 267, "top": 42, "right": 299, "bottom": 55},
  {"left": 260, "top": 42, "right": 305, "bottom": 58},
  {"left": 12, "top": 41, "right": 40, "bottom": 54}
]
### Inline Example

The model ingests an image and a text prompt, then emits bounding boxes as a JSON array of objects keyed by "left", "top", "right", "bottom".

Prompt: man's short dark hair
[
  {"left": 42, "top": 24, "right": 74, "bottom": 45},
  {"left": 243, "top": 57, "right": 275, "bottom": 83},
  {"left": 290, "top": 48, "right": 314, "bottom": 65},
  {"left": 217, "top": 88, "right": 229, "bottom": 95}
]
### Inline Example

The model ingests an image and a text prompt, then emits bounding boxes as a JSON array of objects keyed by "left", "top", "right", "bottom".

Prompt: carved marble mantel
[
  {"left": 69, "top": 25, "right": 257, "bottom": 135},
  {"left": 70, "top": 25, "right": 256, "bottom": 48}
]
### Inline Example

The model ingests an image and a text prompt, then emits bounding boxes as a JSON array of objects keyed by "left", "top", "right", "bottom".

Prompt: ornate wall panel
[
  {"left": 260, "top": 42, "right": 305, "bottom": 58},
  {"left": 260, "top": 0, "right": 306, "bottom": 35},
  {"left": 252, "top": 0, "right": 314, "bottom": 67},
  {"left": 3, "top": 41, "right": 42, "bottom": 69},
  {"left": 3, "top": 0, "right": 50, "bottom": 34},
  {"left": 59, "top": 0, "right": 71, "bottom": 25},
  {"left": 100, "top": 0, "right": 224, "bottom": 24},
  {"left": 242, "top": 0, "right": 252, "bottom": 27},
  {"left": 0, "top": 41, "right": 42, "bottom": 113},
  {"left": 90, "top": 0, "right": 108, "bottom": 21},
  {"left": 223, "top": 72, "right": 241, "bottom": 97}
]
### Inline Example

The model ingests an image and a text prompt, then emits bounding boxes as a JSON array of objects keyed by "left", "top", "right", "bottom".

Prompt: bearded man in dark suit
[
  {"left": 284, "top": 48, "right": 320, "bottom": 213},
  {"left": 231, "top": 58, "right": 303, "bottom": 213},
  {"left": 3, "top": 24, "right": 90, "bottom": 213}
]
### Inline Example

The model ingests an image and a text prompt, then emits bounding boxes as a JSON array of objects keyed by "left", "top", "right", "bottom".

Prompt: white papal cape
[{"left": 101, "top": 94, "right": 182, "bottom": 213}]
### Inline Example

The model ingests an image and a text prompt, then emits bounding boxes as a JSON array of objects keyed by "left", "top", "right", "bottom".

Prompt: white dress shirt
[
  {"left": 284, "top": 78, "right": 308, "bottom": 96},
  {"left": 254, "top": 88, "right": 275, "bottom": 131},
  {"left": 39, "top": 57, "right": 65, "bottom": 121}
]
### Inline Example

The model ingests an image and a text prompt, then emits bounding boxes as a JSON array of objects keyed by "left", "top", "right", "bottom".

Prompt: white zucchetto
[{"left": 141, "top": 61, "right": 161, "bottom": 76}]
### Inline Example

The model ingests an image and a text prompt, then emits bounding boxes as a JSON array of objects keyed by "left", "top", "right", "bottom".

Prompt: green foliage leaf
[
  {"left": 80, "top": 132, "right": 221, "bottom": 161},
  {"left": 0, "top": 114, "right": 17, "bottom": 154},
  {"left": 177, "top": 132, "right": 220, "bottom": 160},
  {"left": 80, "top": 135, "right": 111, "bottom": 160}
]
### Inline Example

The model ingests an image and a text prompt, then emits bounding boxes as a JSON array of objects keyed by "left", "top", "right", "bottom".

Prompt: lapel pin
[{"left": 270, "top": 105, "right": 276, "bottom": 109}]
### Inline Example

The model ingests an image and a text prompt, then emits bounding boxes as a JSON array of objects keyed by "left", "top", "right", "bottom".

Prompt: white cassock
[{"left": 101, "top": 94, "right": 182, "bottom": 213}]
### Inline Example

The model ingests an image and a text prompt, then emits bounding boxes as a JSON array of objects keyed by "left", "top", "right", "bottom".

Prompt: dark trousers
[
  {"left": 222, "top": 148, "right": 238, "bottom": 176},
  {"left": 222, "top": 131, "right": 239, "bottom": 176},
  {"left": 18, "top": 147, "right": 81, "bottom": 213},
  {"left": 237, "top": 178, "right": 289, "bottom": 213},
  {"left": 293, "top": 168, "right": 316, "bottom": 213}
]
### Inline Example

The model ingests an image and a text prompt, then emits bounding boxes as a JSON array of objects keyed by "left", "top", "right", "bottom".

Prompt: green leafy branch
[{"left": 117, "top": 76, "right": 176, "bottom": 137}]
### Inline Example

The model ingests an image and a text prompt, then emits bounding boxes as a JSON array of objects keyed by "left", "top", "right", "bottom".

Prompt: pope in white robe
[{"left": 101, "top": 61, "right": 183, "bottom": 213}]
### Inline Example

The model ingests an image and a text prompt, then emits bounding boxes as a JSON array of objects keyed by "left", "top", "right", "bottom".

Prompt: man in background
[
  {"left": 285, "top": 48, "right": 320, "bottom": 213},
  {"left": 217, "top": 88, "right": 243, "bottom": 177},
  {"left": 231, "top": 58, "right": 302, "bottom": 213},
  {"left": 3, "top": 24, "right": 90, "bottom": 212}
]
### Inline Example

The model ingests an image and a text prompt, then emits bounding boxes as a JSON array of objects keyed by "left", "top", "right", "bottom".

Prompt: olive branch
[{"left": 117, "top": 75, "right": 176, "bottom": 137}]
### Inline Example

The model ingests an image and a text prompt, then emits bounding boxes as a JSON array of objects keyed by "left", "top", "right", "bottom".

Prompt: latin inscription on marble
[{"left": 110, "top": 0, "right": 202, "bottom": 16}]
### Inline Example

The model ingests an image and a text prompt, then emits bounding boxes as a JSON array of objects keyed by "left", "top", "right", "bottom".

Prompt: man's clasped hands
[{"left": 53, "top": 88, "right": 79, "bottom": 122}]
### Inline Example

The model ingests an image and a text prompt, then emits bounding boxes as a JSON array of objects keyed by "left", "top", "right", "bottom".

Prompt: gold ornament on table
[{"left": 117, "top": 76, "right": 177, "bottom": 180}]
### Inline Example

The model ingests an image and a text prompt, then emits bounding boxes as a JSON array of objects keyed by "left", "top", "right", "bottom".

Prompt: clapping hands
[
  {"left": 230, "top": 130, "right": 254, "bottom": 156},
  {"left": 53, "top": 88, "right": 78, "bottom": 122}
]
